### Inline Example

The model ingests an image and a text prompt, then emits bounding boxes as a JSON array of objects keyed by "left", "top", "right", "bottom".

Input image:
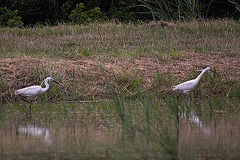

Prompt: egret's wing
[
  {"left": 173, "top": 79, "right": 196, "bottom": 91},
  {"left": 15, "top": 85, "right": 42, "bottom": 97}
]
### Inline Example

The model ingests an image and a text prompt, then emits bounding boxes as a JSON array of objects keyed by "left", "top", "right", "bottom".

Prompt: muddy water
[
  {"left": 0, "top": 104, "right": 239, "bottom": 159},
  {"left": 179, "top": 112, "right": 240, "bottom": 159}
]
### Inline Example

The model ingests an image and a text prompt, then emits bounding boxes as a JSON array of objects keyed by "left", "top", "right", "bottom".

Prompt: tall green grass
[
  {"left": 106, "top": 83, "right": 136, "bottom": 134},
  {"left": 138, "top": 0, "right": 240, "bottom": 21},
  {"left": 138, "top": 0, "right": 201, "bottom": 21},
  {"left": 0, "top": 75, "right": 14, "bottom": 104}
]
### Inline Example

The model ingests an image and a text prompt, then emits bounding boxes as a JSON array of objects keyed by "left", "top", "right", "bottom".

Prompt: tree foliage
[
  {"left": 69, "top": 3, "right": 107, "bottom": 24},
  {"left": 0, "top": 7, "right": 23, "bottom": 27},
  {"left": 0, "top": 0, "right": 239, "bottom": 27}
]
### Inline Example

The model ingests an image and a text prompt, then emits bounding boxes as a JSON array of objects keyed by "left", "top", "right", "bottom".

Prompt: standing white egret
[
  {"left": 15, "top": 77, "right": 60, "bottom": 115},
  {"left": 172, "top": 67, "right": 214, "bottom": 93}
]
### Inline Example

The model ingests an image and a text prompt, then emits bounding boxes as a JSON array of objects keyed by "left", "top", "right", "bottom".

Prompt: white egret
[
  {"left": 172, "top": 67, "right": 214, "bottom": 93},
  {"left": 15, "top": 77, "right": 60, "bottom": 115}
]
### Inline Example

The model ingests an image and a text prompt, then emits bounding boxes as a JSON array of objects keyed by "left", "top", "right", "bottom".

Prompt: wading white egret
[
  {"left": 172, "top": 67, "right": 214, "bottom": 93},
  {"left": 15, "top": 77, "right": 60, "bottom": 115}
]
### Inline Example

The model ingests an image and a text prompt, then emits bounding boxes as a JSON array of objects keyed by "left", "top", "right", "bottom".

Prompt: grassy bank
[{"left": 0, "top": 20, "right": 240, "bottom": 104}]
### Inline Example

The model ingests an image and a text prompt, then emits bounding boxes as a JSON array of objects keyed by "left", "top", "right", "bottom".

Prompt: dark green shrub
[
  {"left": 110, "top": 1, "right": 136, "bottom": 22},
  {"left": 69, "top": 3, "right": 107, "bottom": 24},
  {"left": 0, "top": 7, "right": 23, "bottom": 27},
  {"left": 61, "top": 1, "right": 74, "bottom": 21}
]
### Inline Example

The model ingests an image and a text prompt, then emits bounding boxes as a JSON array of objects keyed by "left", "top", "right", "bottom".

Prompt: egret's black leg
[
  {"left": 29, "top": 103, "right": 31, "bottom": 115},
  {"left": 189, "top": 93, "right": 192, "bottom": 101},
  {"left": 20, "top": 97, "right": 32, "bottom": 118},
  {"left": 27, "top": 103, "right": 32, "bottom": 119},
  {"left": 177, "top": 94, "right": 180, "bottom": 100}
]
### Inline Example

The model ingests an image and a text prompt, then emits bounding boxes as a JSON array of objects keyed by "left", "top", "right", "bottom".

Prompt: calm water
[{"left": 0, "top": 102, "right": 239, "bottom": 159}]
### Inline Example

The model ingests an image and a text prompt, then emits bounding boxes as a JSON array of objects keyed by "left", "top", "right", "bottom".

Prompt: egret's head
[
  {"left": 205, "top": 67, "right": 211, "bottom": 71},
  {"left": 196, "top": 67, "right": 214, "bottom": 72},
  {"left": 205, "top": 67, "right": 214, "bottom": 72},
  {"left": 45, "top": 77, "right": 60, "bottom": 85},
  {"left": 46, "top": 77, "right": 53, "bottom": 81}
]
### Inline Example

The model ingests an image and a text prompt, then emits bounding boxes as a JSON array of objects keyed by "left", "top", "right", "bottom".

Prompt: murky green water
[{"left": 0, "top": 101, "right": 240, "bottom": 159}]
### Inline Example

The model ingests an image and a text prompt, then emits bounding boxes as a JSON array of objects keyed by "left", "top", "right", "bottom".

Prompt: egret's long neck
[
  {"left": 195, "top": 69, "right": 208, "bottom": 82},
  {"left": 42, "top": 80, "right": 50, "bottom": 93}
]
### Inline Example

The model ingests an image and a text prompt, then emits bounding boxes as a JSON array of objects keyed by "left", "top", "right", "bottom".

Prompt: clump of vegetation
[
  {"left": 0, "top": 75, "right": 14, "bottom": 104},
  {"left": 137, "top": 0, "right": 201, "bottom": 21},
  {"left": 0, "top": 7, "right": 23, "bottom": 27},
  {"left": 69, "top": 3, "right": 107, "bottom": 24},
  {"left": 0, "top": 0, "right": 240, "bottom": 26}
]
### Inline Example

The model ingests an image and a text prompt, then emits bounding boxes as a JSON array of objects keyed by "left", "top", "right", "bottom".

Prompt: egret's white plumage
[
  {"left": 172, "top": 67, "right": 213, "bottom": 93},
  {"left": 15, "top": 77, "right": 59, "bottom": 98},
  {"left": 15, "top": 77, "right": 60, "bottom": 116}
]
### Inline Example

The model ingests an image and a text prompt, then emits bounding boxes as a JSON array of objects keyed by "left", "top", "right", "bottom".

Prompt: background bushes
[
  {"left": 0, "top": 0, "right": 240, "bottom": 27},
  {"left": 0, "top": 7, "right": 23, "bottom": 27}
]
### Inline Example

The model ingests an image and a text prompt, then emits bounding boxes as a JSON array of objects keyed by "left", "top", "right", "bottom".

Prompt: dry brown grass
[
  {"left": 0, "top": 20, "right": 240, "bottom": 102},
  {"left": 0, "top": 49, "right": 239, "bottom": 101}
]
